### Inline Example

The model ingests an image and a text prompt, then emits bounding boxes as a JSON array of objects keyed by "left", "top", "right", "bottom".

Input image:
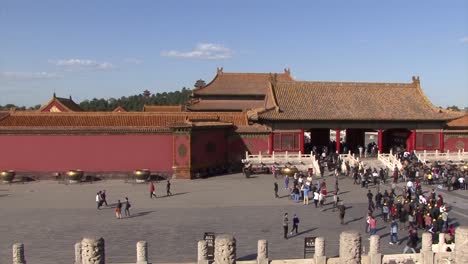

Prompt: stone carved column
[
  {"left": 438, "top": 233, "right": 446, "bottom": 253},
  {"left": 315, "top": 237, "right": 325, "bottom": 257},
  {"left": 198, "top": 240, "right": 209, "bottom": 264},
  {"left": 214, "top": 234, "right": 236, "bottom": 264},
  {"left": 455, "top": 226, "right": 468, "bottom": 264},
  {"left": 421, "top": 232, "right": 434, "bottom": 264},
  {"left": 369, "top": 235, "right": 380, "bottom": 255},
  {"left": 339, "top": 230, "right": 361, "bottom": 264},
  {"left": 369, "top": 235, "right": 382, "bottom": 264},
  {"left": 137, "top": 241, "right": 148, "bottom": 264},
  {"left": 421, "top": 233, "right": 433, "bottom": 252},
  {"left": 12, "top": 243, "right": 26, "bottom": 264},
  {"left": 314, "top": 237, "right": 326, "bottom": 264},
  {"left": 75, "top": 242, "right": 82, "bottom": 264},
  {"left": 81, "top": 237, "right": 105, "bottom": 264},
  {"left": 257, "top": 240, "right": 268, "bottom": 264}
]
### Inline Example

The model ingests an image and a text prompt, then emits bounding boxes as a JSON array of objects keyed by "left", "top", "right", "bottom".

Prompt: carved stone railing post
[
  {"left": 421, "top": 232, "right": 434, "bottom": 264},
  {"left": 455, "top": 226, "right": 468, "bottom": 264},
  {"left": 12, "top": 243, "right": 26, "bottom": 264},
  {"left": 214, "top": 234, "right": 236, "bottom": 264},
  {"left": 438, "top": 233, "right": 446, "bottom": 252},
  {"left": 257, "top": 240, "right": 268, "bottom": 264},
  {"left": 81, "top": 237, "right": 105, "bottom": 264},
  {"left": 75, "top": 242, "right": 82, "bottom": 264},
  {"left": 198, "top": 240, "right": 209, "bottom": 264},
  {"left": 137, "top": 241, "right": 148, "bottom": 264},
  {"left": 369, "top": 235, "right": 382, "bottom": 264},
  {"left": 339, "top": 230, "right": 361, "bottom": 264},
  {"left": 314, "top": 237, "right": 326, "bottom": 264}
]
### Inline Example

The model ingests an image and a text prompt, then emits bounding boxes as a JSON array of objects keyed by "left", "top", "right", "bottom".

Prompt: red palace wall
[
  {"left": 444, "top": 132, "right": 468, "bottom": 152},
  {"left": 228, "top": 134, "right": 269, "bottom": 161},
  {"left": 191, "top": 129, "right": 228, "bottom": 169},
  {"left": 0, "top": 134, "right": 173, "bottom": 172}
]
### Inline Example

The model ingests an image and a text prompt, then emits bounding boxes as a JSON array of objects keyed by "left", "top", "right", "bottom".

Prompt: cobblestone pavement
[{"left": 0, "top": 173, "right": 466, "bottom": 263}]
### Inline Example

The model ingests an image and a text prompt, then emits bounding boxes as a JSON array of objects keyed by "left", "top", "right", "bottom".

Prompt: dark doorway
[{"left": 382, "top": 129, "right": 411, "bottom": 153}]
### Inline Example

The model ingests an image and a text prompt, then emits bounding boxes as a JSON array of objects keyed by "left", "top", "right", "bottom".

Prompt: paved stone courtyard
[{"left": 0, "top": 173, "right": 467, "bottom": 263}]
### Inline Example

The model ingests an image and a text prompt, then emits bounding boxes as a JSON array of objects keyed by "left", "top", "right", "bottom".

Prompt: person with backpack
[{"left": 124, "top": 197, "right": 131, "bottom": 217}]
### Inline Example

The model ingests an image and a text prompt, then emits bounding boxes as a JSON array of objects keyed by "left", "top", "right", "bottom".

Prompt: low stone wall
[{"left": 10, "top": 227, "right": 468, "bottom": 264}]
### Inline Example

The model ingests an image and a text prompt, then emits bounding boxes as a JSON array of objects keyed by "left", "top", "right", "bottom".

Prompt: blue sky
[{"left": 1, "top": 0, "right": 467, "bottom": 107}]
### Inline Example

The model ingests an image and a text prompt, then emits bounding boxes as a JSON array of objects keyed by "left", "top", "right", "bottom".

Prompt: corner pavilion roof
[{"left": 257, "top": 77, "right": 461, "bottom": 121}]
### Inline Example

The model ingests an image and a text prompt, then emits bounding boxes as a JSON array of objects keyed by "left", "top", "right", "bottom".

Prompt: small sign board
[
  {"left": 204, "top": 232, "right": 215, "bottom": 260},
  {"left": 304, "top": 236, "right": 316, "bottom": 258}
]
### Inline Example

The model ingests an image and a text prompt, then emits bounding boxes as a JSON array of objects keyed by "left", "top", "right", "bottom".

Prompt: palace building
[{"left": 0, "top": 68, "right": 466, "bottom": 179}]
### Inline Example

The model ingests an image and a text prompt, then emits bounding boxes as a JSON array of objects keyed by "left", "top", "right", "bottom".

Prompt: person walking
[
  {"left": 274, "top": 182, "right": 279, "bottom": 198},
  {"left": 313, "top": 190, "right": 319, "bottom": 208},
  {"left": 369, "top": 216, "right": 377, "bottom": 236},
  {"left": 166, "top": 180, "right": 172, "bottom": 196},
  {"left": 283, "top": 213, "right": 289, "bottom": 239},
  {"left": 101, "top": 190, "right": 108, "bottom": 206},
  {"left": 291, "top": 214, "right": 300, "bottom": 235},
  {"left": 115, "top": 200, "right": 122, "bottom": 219},
  {"left": 96, "top": 191, "right": 102, "bottom": 210},
  {"left": 338, "top": 201, "right": 346, "bottom": 224},
  {"left": 390, "top": 219, "right": 399, "bottom": 245},
  {"left": 149, "top": 182, "right": 156, "bottom": 198},
  {"left": 403, "top": 227, "right": 418, "bottom": 253},
  {"left": 302, "top": 184, "right": 309, "bottom": 205},
  {"left": 124, "top": 197, "right": 131, "bottom": 217},
  {"left": 284, "top": 175, "right": 289, "bottom": 190}
]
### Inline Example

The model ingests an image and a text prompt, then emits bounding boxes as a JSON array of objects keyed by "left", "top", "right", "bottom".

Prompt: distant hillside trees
[{"left": 79, "top": 87, "right": 192, "bottom": 111}]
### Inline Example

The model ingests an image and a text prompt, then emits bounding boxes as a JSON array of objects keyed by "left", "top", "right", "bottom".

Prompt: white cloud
[
  {"left": 161, "top": 43, "right": 233, "bottom": 60},
  {"left": 460, "top": 37, "right": 468, "bottom": 44},
  {"left": 123, "top": 58, "right": 143, "bottom": 64},
  {"left": 49, "top": 59, "right": 114, "bottom": 70},
  {"left": 0, "top": 71, "right": 62, "bottom": 81}
]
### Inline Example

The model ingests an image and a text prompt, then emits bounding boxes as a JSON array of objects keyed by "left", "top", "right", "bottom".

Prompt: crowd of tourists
[
  {"left": 394, "top": 150, "right": 467, "bottom": 191},
  {"left": 95, "top": 190, "right": 132, "bottom": 219},
  {"left": 274, "top": 145, "right": 464, "bottom": 253}
]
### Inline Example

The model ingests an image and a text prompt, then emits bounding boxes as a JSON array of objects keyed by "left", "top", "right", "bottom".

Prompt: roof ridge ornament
[
  {"left": 412, "top": 76, "right": 420, "bottom": 85},
  {"left": 217, "top": 67, "right": 223, "bottom": 75},
  {"left": 284, "top": 68, "right": 291, "bottom": 75}
]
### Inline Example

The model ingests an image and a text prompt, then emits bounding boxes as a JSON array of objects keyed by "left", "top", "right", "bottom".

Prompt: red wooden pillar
[
  {"left": 377, "top": 129, "right": 383, "bottom": 152},
  {"left": 439, "top": 131, "right": 444, "bottom": 152},
  {"left": 411, "top": 129, "right": 417, "bottom": 151},
  {"left": 335, "top": 129, "right": 341, "bottom": 153},
  {"left": 268, "top": 133, "right": 274, "bottom": 154},
  {"left": 299, "top": 129, "right": 305, "bottom": 153}
]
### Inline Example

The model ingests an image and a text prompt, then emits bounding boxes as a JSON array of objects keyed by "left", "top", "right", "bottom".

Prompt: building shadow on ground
[
  {"left": 237, "top": 253, "right": 257, "bottom": 261},
  {"left": 155, "top": 192, "right": 189, "bottom": 199},
  {"left": 345, "top": 216, "right": 363, "bottom": 225},
  {"left": 291, "top": 227, "right": 318, "bottom": 237},
  {"left": 125, "top": 210, "right": 155, "bottom": 219}
]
